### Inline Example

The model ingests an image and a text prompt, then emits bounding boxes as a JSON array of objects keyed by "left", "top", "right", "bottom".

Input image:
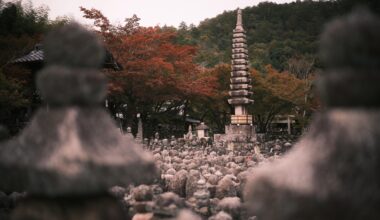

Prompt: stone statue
[
  {"left": 0, "top": 23, "right": 158, "bottom": 220},
  {"left": 244, "top": 9, "right": 380, "bottom": 220}
]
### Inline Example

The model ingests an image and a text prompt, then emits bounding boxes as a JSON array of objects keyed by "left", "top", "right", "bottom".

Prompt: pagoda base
[{"left": 214, "top": 124, "right": 256, "bottom": 151}]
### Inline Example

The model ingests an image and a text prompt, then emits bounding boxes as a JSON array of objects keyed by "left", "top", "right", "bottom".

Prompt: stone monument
[
  {"left": 215, "top": 9, "right": 255, "bottom": 148},
  {"left": 0, "top": 23, "right": 158, "bottom": 220},
  {"left": 244, "top": 9, "right": 380, "bottom": 220},
  {"left": 135, "top": 113, "right": 143, "bottom": 144},
  {"left": 196, "top": 122, "right": 209, "bottom": 139}
]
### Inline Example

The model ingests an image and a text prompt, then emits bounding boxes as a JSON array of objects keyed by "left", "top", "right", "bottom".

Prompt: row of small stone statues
[
  {"left": 125, "top": 122, "right": 212, "bottom": 148},
  {"left": 119, "top": 138, "right": 291, "bottom": 219}
]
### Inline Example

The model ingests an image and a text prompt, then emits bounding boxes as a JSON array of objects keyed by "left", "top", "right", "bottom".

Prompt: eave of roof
[
  {"left": 13, "top": 50, "right": 43, "bottom": 63},
  {"left": 12, "top": 46, "right": 123, "bottom": 71}
]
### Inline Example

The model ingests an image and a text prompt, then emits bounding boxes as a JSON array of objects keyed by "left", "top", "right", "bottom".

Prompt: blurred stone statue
[
  {"left": 0, "top": 22, "right": 157, "bottom": 220},
  {"left": 244, "top": 8, "right": 380, "bottom": 220}
]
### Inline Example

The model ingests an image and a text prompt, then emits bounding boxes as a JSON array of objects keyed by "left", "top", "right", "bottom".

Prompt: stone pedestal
[
  {"left": 214, "top": 125, "right": 255, "bottom": 151},
  {"left": 225, "top": 124, "right": 255, "bottom": 141}
]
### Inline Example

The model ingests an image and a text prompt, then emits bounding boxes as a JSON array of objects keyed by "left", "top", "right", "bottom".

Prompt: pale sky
[{"left": 29, "top": 0, "right": 295, "bottom": 27}]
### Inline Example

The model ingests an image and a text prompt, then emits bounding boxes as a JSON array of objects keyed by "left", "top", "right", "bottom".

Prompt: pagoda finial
[{"left": 236, "top": 8, "right": 243, "bottom": 30}]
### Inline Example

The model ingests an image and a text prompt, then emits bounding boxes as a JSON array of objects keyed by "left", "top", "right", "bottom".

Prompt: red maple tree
[{"left": 80, "top": 7, "right": 217, "bottom": 135}]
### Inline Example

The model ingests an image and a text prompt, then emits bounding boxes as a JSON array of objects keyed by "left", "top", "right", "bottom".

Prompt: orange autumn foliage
[
  {"left": 252, "top": 65, "right": 308, "bottom": 107},
  {"left": 250, "top": 65, "right": 320, "bottom": 131},
  {"left": 261, "top": 65, "right": 319, "bottom": 111},
  {"left": 80, "top": 7, "right": 219, "bottom": 136},
  {"left": 80, "top": 7, "right": 217, "bottom": 103}
]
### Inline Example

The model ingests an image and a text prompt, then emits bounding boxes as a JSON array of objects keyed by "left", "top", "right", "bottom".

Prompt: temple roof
[
  {"left": 196, "top": 123, "right": 209, "bottom": 130},
  {"left": 12, "top": 44, "right": 122, "bottom": 71},
  {"left": 13, "top": 48, "right": 43, "bottom": 63}
]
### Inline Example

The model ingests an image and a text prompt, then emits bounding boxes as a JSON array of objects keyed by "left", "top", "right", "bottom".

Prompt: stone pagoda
[
  {"left": 229, "top": 8, "right": 253, "bottom": 124},
  {"left": 215, "top": 8, "right": 255, "bottom": 147}
]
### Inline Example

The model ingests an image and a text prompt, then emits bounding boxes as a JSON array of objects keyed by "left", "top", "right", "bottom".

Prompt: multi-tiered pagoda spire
[{"left": 228, "top": 8, "right": 253, "bottom": 125}]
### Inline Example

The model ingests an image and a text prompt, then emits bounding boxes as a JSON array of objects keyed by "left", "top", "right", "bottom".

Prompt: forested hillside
[{"left": 178, "top": 0, "right": 380, "bottom": 72}]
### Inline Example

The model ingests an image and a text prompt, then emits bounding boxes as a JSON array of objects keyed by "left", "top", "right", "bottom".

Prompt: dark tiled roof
[
  {"left": 13, "top": 49, "right": 43, "bottom": 63},
  {"left": 196, "top": 123, "right": 209, "bottom": 130},
  {"left": 12, "top": 45, "right": 122, "bottom": 70}
]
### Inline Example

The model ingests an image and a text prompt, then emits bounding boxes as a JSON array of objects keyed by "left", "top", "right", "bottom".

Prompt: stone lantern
[
  {"left": 196, "top": 122, "right": 209, "bottom": 139},
  {"left": 244, "top": 9, "right": 380, "bottom": 220},
  {"left": 0, "top": 23, "right": 158, "bottom": 220}
]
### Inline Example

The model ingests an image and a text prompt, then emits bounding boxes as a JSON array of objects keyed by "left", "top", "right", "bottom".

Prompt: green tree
[{"left": 0, "top": 1, "right": 51, "bottom": 134}]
